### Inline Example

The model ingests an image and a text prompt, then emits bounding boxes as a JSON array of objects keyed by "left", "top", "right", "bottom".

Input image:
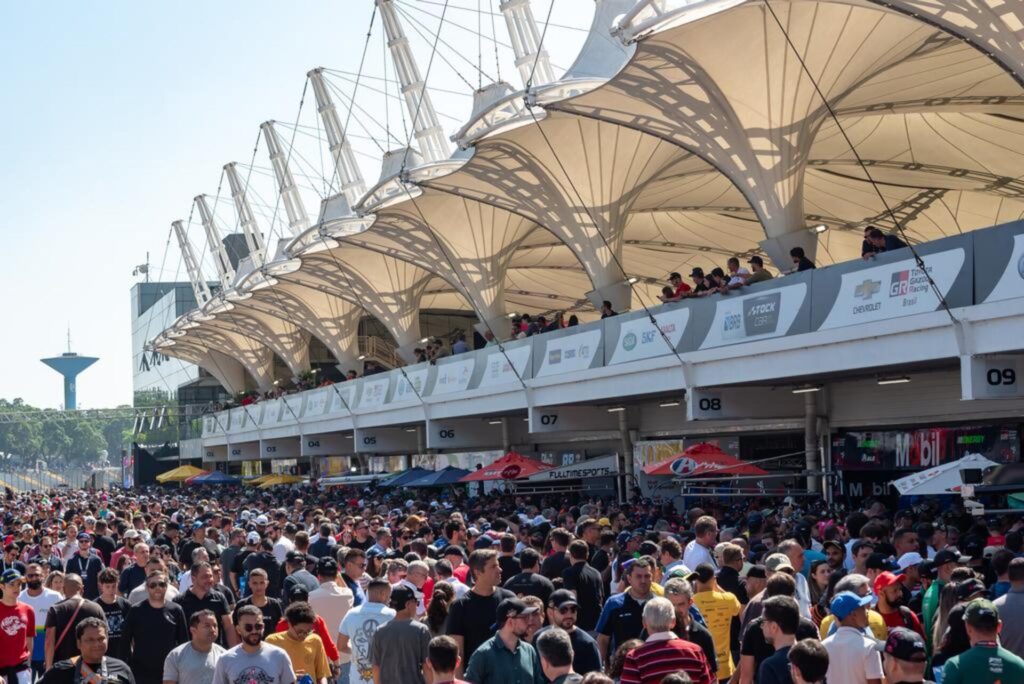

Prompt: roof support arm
[
  {"left": 171, "top": 220, "right": 212, "bottom": 307},
  {"left": 261, "top": 121, "right": 311, "bottom": 236},
  {"left": 224, "top": 162, "right": 267, "bottom": 267},
  {"left": 195, "top": 194, "right": 235, "bottom": 289},
  {"left": 308, "top": 68, "right": 367, "bottom": 207},
  {"left": 500, "top": 0, "right": 554, "bottom": 87}
]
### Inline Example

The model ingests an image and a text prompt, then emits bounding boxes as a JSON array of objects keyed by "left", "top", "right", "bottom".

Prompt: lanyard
[{"left": 73, "top": 657, "right": 108, "bottom": 684}]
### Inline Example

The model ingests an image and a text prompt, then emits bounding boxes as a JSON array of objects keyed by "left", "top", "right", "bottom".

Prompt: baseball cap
[
  {"left": 548, "top": 589, "right": 579, "bottom": 609},
  {"left": 0, "top": 568, "right": 23, "bottom": 584},
  {"left": 285, "top": 550, "right": 306, "bottom": 564},
  {"left": 822, "top": 540, "right": 844, "bottom": 555},
  {"left": 895, "top": 552, "right": 923, "bottom": 572},
  {"left": 77, "top": 533, "right": 92, "bottom": 542},
  {"left": 866, "top": 553, "right": 897, "bottom": 572},
  {"left": 687, "top": 563, "right": 716, "bottom": 584},
  {"left": 747, "top": 255, "right": 764, "bottom": 266},
  {"left": 494, "top": 598, "right": 538, "bottom": 629},
  {"left": 745, "top": 565, "right": 767, "bottom": 580},
  {"left": 689, "top": 267, "right": 704, "bottom": 277},
  {"left": 933, "top": 549, "right": 967, "bottom": 566},
  {"left": 191, "top": 520, "right": 204, "bottom": 530},
  {"left": 597, "top": 518, "right": 611, "bottom": 527},
  {"left": 389, "top": 584, "right": 417, "bottom": 610},
  {"left": 956, "top": 578, "right": 986, "bottom": 601},
  {"left": 245, "top": 531, "right": 260, "bottom": 544},
  {"left": 882, "top": 627, "right": 927, "bottom": 662},
  {"left": 288, "top": 585, "right": 310, "bottom": 602},
  {"left": 830, "top": 591, "right": 874, "bottom": 620},
  {"left": 873, "top": 571, "right": 902, "bottom": 594},
  {"left": 254, "top": 515, "right": 269, "bottom": 526},
  {"left": 764, "top": 553, "right": 794, "bottom": 574},
  {"left": 124, "top": 529, "right": 140, "bottom": 539},
  {"left": 442, "top": 545, "right": 466, "bottom": 559},
  {"left": 961, "top": 537, "right": 985, "bottom": 559},
  {"left": 473, "top": 537, "right": 494, "bottom": 550},
  {"left": 964, "top": 598, "right": 999, "bottom": 630}
]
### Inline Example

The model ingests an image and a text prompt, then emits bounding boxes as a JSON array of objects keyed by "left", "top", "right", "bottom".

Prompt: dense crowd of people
[{"left": 0, "top": 481, "right": 1018, "bottom": 684}]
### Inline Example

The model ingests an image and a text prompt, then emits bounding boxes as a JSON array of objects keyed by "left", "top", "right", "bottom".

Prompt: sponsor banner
[
  {"left": 329, "top": 384, "right": 357, "bottom": 414},
  {"left": 526, "top": 454, "right": 619, "bottom": 481},
  {"left": 478, "top": 345, "right": 531, "bottom": 388},
  {"left": 432, "top": 358, "right": 475, "bottom": 395},
  {"left": 228, "top": 442, "right": 259, "bottom": 462},
  {"left": 608, "top": 307, "right": 690, "bottom": 365},
  {"left": 203, "top": 415, "right": 220, "bottom": 434},
  {"left": 260, "top": 438, "right": 300, "bottom": 460},
  {"left": 357, "top": 377, "right": 390, "bottom": 410},
  {"left": 393, "top": 369, "right": 429, "bottom": 403},
  {"left": 280, "top": 395, "right": 303, "bottom": 422},
  {"left": 301, "top": 433, "right": 352, "bottom": 457},
  {"left": 302, "top": 387, "right": 332, "bottom": 419},
  {"left": 819, "top": 249, "right": 965, "bottom": 329},
  {"left": 535, "top": 329, "right": 602, "bottom": 377},
  {"left": 426, "top": 418, "right": 503, "bottom": 450},
  {"left": 699, "top": 284, "right": 806, "bottom": 349},
  {"left": 259, "top": 400, "right": 283, "bottom": 427},
  {"left": 229, "top": 407, "right": 251, "bottom": 431},
  {"left": 982, "top": 232, "right": 1024, "bottom": 303},
  {"left": 832, "top": 424, "right": 1019, "bottom": 471}
]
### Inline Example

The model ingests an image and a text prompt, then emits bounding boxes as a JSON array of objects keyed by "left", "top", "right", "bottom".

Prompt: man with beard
[
  {"left": 121, "top": 571, "right": 188, "bottom": 684},
  {"left": 446, "top": 550, "right": 515, "bottom": 666},
  {"left": 823, "top": 541, "right": 845, "bottom": 572},
  {"left": 533, "top": 589, "right": 602, "bottom": 676},
  {"left": 873, "top": 572, "right": 924, "bottom": 637},
  {"left": 212, "top": 605, "right": 295, "bottom": 684},
  {"left": 464, "top": 598, "right": 544, "bottom": 684},
  {"left": 19, "top": 562, "right": 62, "bottom": 680},
  {"left": 174, "top": 562, "right": 235, "bottom": 648}
]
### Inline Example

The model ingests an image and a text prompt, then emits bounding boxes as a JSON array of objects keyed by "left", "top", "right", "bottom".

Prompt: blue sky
[{"left": 0, "top": 1, "right": 589, "bottom": 409}]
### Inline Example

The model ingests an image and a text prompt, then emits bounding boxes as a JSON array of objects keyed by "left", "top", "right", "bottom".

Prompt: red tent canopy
[
  {"left": 460, "top": 452, "right": 552, "bottom": 482},
  {"left": 644, "top": 442, "right": 769, "bottom": 477}
]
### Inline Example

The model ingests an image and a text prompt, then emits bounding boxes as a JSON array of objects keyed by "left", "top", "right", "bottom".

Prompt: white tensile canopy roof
[
  {"left": 154, "top": 0, "right": 1024, "bottom": 391},
  {"left": 891, "top": 453, "right": 999, "bottom": 496}
]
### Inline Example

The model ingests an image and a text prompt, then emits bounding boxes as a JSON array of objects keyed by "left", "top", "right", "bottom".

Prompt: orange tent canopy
[
  {"left": 460, "top": 451, "right": 553, "bottom": 481},
  {"left": 644, "top": 442, "right": 768, "bottom": 477}
]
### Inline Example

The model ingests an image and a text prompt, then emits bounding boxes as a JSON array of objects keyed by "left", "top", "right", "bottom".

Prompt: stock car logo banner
[
  {"left": 700, "top": 284, "right": 806, "bottom": 349},
  {"left": 983, "top": 232, "right": 1024, "bottom": 303},
  {"left": 820, "top": 249, "right": 964, "bottom": 329}
]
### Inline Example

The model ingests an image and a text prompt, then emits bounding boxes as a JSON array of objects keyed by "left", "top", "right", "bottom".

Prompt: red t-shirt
[
  {"left": 880, "top": 607, "right": 924, "bottom": 638},
  {"left": 674, "top": 282, "right": 692, "bottom": 296},
  {"left": 453, "top": 564, "right": 470, "bottom": 583},
  {"left": 0, "top": 602, "right": 33, "bottom": 667}
]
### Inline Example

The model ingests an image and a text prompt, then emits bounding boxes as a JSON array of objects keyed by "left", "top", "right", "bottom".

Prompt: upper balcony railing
[{"left": 203, "top": 220, "right": 1024, "bottom": 437}]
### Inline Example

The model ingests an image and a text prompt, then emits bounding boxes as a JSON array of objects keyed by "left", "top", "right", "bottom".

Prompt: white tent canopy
[{"left": 891, "top": 453, "right": 998, "bottom": 496}]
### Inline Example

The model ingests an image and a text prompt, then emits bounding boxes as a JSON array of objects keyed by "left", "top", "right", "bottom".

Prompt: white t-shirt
[
  {"left": 683, "top": 540, "right": 717, "bottom": 571},
  {"left": 18, "top": 587, "right": 62, "bottom": 657},
  {"left": 822, "top": 625, "right": 883, "bottom": 684},
  {"left": 212, "top": 643, "right": 295, "bottom": 684},
  {"left": 727, "top": 267, "right": 750, "bottom": 286},
  {"left": 442, "top": 577, "right": 470, "bottom": 599},
  {"left": 163, "top": 641, "right": 227, "bottom": 684},
  {"left": 272, "top": 537, "right": 295, "bottom": 563},
  {"left": 338, "top": 601, "right": 396, "bottom": 684}
]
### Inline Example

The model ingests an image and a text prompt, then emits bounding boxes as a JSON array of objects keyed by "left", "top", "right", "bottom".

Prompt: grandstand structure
[{"left": 147, "top": 0, "right": 1024, "bottom": 496}]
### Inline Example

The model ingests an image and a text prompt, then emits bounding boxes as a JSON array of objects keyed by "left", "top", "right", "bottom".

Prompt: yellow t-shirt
[
  {"left": 693, "top": 588, "right": 742, "bottom": 680},
  {"left": 264, "top": 631, "right": 331, "bottom": 681},
  {"left": 818, "top": 609, "right": 888, "bottom": 641}
]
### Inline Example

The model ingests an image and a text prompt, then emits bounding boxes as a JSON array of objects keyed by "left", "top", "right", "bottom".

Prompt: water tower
[{"left": 41, "top": 330, "right": 97, "bottom": 410}]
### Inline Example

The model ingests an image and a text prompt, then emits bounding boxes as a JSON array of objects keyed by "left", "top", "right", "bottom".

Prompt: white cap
[
  {"left": 246, "top": 531, "right": 261, "bottom": 544},
  {"left": 896, "top": 551, "right": 923, "bottom": 570},
  {"left": 255, "top": 515, "right": 269, "bottom": 526},
  {"left": 405, "top": 499, "right": 415, "bottom": 509},
  {"left": 532, "top": 515, "right": 548, "bottom": 526}
]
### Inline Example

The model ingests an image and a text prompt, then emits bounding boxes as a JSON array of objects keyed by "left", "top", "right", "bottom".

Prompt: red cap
[{"left": 874, "top": 571, "right": 902, "bottom": 594}]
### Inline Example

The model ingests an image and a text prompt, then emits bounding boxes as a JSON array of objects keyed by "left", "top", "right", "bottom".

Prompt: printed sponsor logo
[
  {"left": 890, "top": 270, "right": 910, "bottom": 297},
  {"left": 670, "top": 457, "right": 699, "bottom": 475},
  {"left": 500, "top": 464, "right": 522, "bottom": 480},
  {"left": 622, "top": 332, "right": 637, "bottom": 351},
  {"left": 548, "top": 349, "right": 562, "bottom": 365},
  {"left": 854, "top": 279, "right": 881, "bottom": 301},
  {"left": 1017, "top": 254, "right": 1024, "bottom": 280},
  {"left": 744, "top": 292, "right": 781, "bottom": 336}
]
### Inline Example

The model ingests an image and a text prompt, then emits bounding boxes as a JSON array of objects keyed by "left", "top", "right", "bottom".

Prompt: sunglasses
[
  {"left": 241, "top": 623, "right": 264, "bottom": 632},
  {"left": 558, "top": 606, "right": 578, "bottom": 614},
  {"left": 147, "top": 581, "right": 168, "bottom": 589}
]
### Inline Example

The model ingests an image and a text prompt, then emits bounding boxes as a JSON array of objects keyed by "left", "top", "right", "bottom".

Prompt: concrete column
[
  {"left": 804, "top": 391, "right": 820, "bottom": 494},
  {"left": 618, "top": 410, "right": 633, "bottom": 504}
]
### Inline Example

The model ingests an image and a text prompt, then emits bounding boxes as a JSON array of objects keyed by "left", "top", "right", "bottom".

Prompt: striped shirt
[{"left": 620, "top": 633, "right": 715, "bottom": 684}]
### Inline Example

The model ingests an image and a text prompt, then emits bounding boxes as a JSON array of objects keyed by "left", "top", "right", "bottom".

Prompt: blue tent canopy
[
  {"left": 192, "top": 470, "right": 241, "bottom": 484},
  {"left": 379, "top": 467, "right": 433, "bottom": 488},
  {"left": 403, "top": 466, "right": 471, "bottom": 487}
]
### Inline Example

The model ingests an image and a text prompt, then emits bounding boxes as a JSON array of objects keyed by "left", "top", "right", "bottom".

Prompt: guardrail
[{"left": 202, "top": 220, "right": 1024, "bottom": 437}]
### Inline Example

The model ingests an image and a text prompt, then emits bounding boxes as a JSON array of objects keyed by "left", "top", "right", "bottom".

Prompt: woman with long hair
[
  {"left": 808, "top": 560, "right": 832, "bottom": 613},
  {"left": 607, "top": 638, "right": 642, "bottom": 682},
  {"left": 424, "top": 582, "right": 455, "bottom": 636},
  {"left": 44, "top": 570, "right": 64, "bottom": 596}
]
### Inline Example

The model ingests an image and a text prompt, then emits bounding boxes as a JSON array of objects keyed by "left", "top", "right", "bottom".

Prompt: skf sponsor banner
[
  {"left": 228, "top": 442, "right": 259, "bottom": 462},
  {"left": 607, "top": 307, "right": 690, "bottom": 365},
  {"left": 259, "top": 400, "right": 283, "bottom": 426},
  {"left": 432, "top": 358, "right": 475, "bottom": 396},
  {"left": 393, "top": 368, "right": 429, "bottom": 403},
  {"left": 686, "top": 387, "right": 804, "bottom": 421},
  {"left": 534, "top": 329, "right": 602, "bottom": 377},
  {"left": 819, "top": 249, "right": 965, "bottom": 329},
  {"left": 528, "top": 405, "right": 609, "bottom": 434},
  {"left": 426, "top": 418, "right": 503, "bottom": 449},
  {"left": 478, "top": 344, "right": 531, "bottom": 388},
  {"left": 301, "top": 433, "right": 352, "bottom": 457},
  {"left": 354, "top": 426, "right": 418, "bottom": 454},
  {"left": 699, "top": 284, "right": 807, "bottom": 349},
  {"left": 357, "top": 377, "right": 391, "bottom": 410},
  {"left": 963, "top": 355, "right": 1023, "bottom": 400},
  {"left": 302, "top": 387, "right": 332, "bottom": 420},
  {"left": 260, "top": 438, "right": 300, "bottom": 460},
  {"left": 329, "top": 384, "right": 357, "bottom": 414},
  {"left": 525, "top": 454, "right": 619, "bottom": 481},
  {"left": 981, "top": 231, "right": 1024, "bottom": 303},
  {"left": 831, "top": 424, "right": 1018, "bottom": 471}
]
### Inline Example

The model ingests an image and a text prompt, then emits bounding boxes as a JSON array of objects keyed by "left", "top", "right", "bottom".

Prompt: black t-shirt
[
  {"left": 535, "top": 626, "right": 602, "bottom": 676},
  {"left": 675, "top": 620, "right": 719, "bottom": 673},
  {"left": 39, "top": 656, "right": 136, "bottom": 684},
  {"left": 96, "top": 596, "right": 131, "bottom": 658},
  {"left": 444, "top": 587, "right": 515, "bottom": 662},
  {"left": 93, "top": 535, "right": 116, "bottom": 564},
  {"left": 503, "top": 572, "right": 554, "bottom": 605},
  {"left": 498, "top": 555, "right": 521, "bottom": 583},
  {"left": 117, "top": 564, "right": 147, "bottom": 596},
  {"left": 121, "top": 601, "right": 188, "bottom": 680},
  {"left": 540, "top": 552, "right": 570, "bottom": 581},
  {"left": 173, "top": 590, "right": 231, "bottom": 646},
  {"left": 231, "top": 548, "right": 254, "bottom": 580},
  {"left": 64, "top": 555, "right": 105, "bottom": 600},
  {"left": 242, "top": 553, "right": 282, "bottom": 597},
  {"left": 348, "top": 536, "right": 374, "bottom": 551},
  {"left": 233, "top": 595, "right": 283, "bottom": 637},
  {"left": 561, "top": 563, "right": 604, "bottom": 631},
  {"left": 741, "top": 615, "right": 818, "bottom": 671},
  {"left": 758, "top": 645, "right": 793, "bottom": 684},
  {"left": 45, "top": 598, "right": 107, "bottom": 662},
  {"left": 589, "top": 545, "right": 610, "bottom": 574}
]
